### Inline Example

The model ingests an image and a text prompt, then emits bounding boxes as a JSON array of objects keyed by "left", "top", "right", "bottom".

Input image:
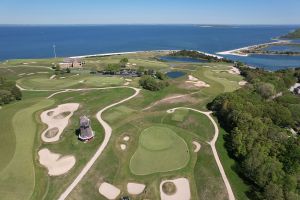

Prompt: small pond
[
  {"left": 166, "top": 71, "right": 186, "bottom": 79},
  {"left": 160, "top": 56, "right": 206, "bottom": 63}
]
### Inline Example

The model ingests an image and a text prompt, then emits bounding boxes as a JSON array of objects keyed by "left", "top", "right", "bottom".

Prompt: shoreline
[
  {"left": 69, "top": 49, "right": 224, "bottom": 59},
  {"left": 216, "top": 40, "right": 291, "bottom": 57}
]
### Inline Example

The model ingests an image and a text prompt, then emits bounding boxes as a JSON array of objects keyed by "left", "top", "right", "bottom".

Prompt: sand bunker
[
  {"left": 186, "top": 75, "right": 210, "bottom": 88},
  {"left": 38, "top": 148, "right": 76, "bottom": 176},
  {"left": 40, "top": 103, "right": 79, "bottom": 142},
  {"left": 99, "top": 182, "right": 120, "bottom": 200},
  {"left": 123, "top": 136, "right": 130, "bottom": 141},
  {"left": 50, "top": 75, "right": 56, "bottom": 80},
  {"left": 228, "top": 67, "right": 241, "bottom": 75},
  {"left": 127, "top": 183, "right": 146, "bottom": 195},
  {"left": 124, "top": 82, "right": 130, "bottom": 86},
  {"left": 120, "top": 144, "right": 127, "bottom": 150},
  {"left": 160, "top": 178, "right": 191, "bottom": 200},
  {"left": 45, "top": 127, "right": 59, "bottom": 138},
  {"left": 239, "top": 81, "right": 247, "bottom": 86},
  {"left": 193, "top": 141, "right": 201, "bottom": 153}
]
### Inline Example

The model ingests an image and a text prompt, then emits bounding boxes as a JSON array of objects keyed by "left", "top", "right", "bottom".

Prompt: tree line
[
  {"left": 169, "top": 50, "right": 233, "bottom": 63},
  {"left": 208, "top": 67, "right": 300, "bottom": 200},
  {"left": 0, "top": 77, "right": 22, "bottom": 105}
]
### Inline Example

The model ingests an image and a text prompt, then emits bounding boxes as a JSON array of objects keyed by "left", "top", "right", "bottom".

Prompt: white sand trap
[
  {"left": 188, "top": 75, "right": 199, "bottom": 81},
  {"left": 125, "top": 79, "right": 133, "bottom": 82},
  {"left": 120, "top": 144, "right": 127, "bottom": 150},
  {"left": 193, "top": 141, "right": 201, "bottom": 153},
  {"left": 60, "top": 77, "right": 66, "bottom": 79},
  {"left": 124, "top": 82, "right": 130, "bottom": 86},
  {"left": 99, "top": 182, "right": 120, "bottom": 200},
  {"left": 160, "top": 178, "right": 191, "bottom": 200},
  {"left": 38, "top": 148, "right": 76, "bottom": 176},
  {"left": 186, "top": 75, "right": 210, "bottom": 88},
  {"left": 23, "top": 63, "right": 28, "bottom": 65},
  {"left": 27, "top": 73, "right": 35, "bottom": 75},
  {"left": 41, "top": 103, "right": 79, "bottom": 143},
  {"left": 127, "top": 183, "right": 146, "bottom": 195},
  {"left": 50, "top": 75, "right": 56, "bottom": 80},
  {"left": 18, "top": 73, "right": 26, "bottom": 76},
  {"left": 228, "top": 67, "right": 241, "bottom": 75},
  {"left": 123, "top": 136, "right": 130, "bottom": 141},
  {"left": 239, "top": 81, "right": 247, "bottom": 86},
  {"left": 167, "top": 109, "right": 175, "bottom": 114}
]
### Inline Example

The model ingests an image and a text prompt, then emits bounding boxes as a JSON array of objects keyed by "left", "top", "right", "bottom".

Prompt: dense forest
[
  {"left": 0, "top": 77, "right": 22, "bottom": 105},
  {"left": 208, "top": 67, "right": 300, "bottom": 200},
  {"left": 281, "top": 28, "right": 300, "bottom": 39},
  {"left": 169, "top": 50, "right": 233, "bottom": 63}
]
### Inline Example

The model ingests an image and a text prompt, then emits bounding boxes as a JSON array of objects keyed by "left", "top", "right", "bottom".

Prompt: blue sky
[{"left": 1, "top": 0, "right": 300, "bottom": 24}]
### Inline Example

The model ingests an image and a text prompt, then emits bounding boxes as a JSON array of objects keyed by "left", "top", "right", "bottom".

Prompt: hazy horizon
[{"left": 1, "top": 0, "right": 300, "bottom": 25}]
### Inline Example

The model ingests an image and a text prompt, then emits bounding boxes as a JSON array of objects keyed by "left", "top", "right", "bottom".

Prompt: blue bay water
[{"left": 0, "top": 25, "right": 300, "bottom": 70}]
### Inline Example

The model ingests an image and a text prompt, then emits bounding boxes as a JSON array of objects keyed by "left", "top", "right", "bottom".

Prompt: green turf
[
  {"left": 0, "top": 52, "right": 247, "bottom": 200},
  {"left": 171, "top": 109, "right": 189, "bottom": 122},
  {"left": 130, "top": 126, "right": 190, "bottom": 175},
  {"left": 17, "top": 74, "right": 124, "bottom": 90},
  {"left": 0, "top": 99, "right": 54, "bottom": 200},
  {"left": 216, "top": 128, "right": 250, "bottom": 200}
]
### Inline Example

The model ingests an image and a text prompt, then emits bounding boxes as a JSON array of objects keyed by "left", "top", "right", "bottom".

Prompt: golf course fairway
[
  {"left": 0, "top": 99, "right": 54, "bottom": 200},
  {"left": 130, "top": 126, "right": 190, "bottom": 175}
]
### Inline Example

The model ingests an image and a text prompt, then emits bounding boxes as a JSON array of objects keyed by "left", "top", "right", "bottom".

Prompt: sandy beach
[{"left": 217, "top": 40, "right": 291, "bottom": 57}]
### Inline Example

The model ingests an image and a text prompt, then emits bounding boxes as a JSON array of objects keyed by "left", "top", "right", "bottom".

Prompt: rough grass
[
  {"left": 171, "top": 109, "right": 189, "bottom": 122},
  {"left": 0, "top": 98, "right": 54, "bottom": 200},
  {"left": 130, "top": 126, "right": 190, "bottom": 175},
  {"left": 216, "top": 128, "right": 250, "bottom": 200}
]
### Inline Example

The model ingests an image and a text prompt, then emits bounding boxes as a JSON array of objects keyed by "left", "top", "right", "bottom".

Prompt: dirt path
[
  {"left": 168, "top": 107, "right": 235, "bottom": 200},
  {"left": 57, "top": 87, "right": 140, "bottom": 200}
]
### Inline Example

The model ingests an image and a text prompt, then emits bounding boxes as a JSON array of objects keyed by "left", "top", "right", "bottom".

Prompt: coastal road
[
  {"left": 57, "top": 87, "right": 141, "bottom": 200},
  {"left": 167, "top": 107, "right": 235, "bottom": 200}
]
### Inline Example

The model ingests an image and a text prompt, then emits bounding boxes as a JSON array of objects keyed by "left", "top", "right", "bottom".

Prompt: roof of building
[
  {"left": 79, "top": 116, "right": 94, "bottom": 140},
  {"left": 64, "top": 58, "right": 82, "bottom": 63},
  {"left": 80, "top": 116, "right": 90, "bottom": 127}
]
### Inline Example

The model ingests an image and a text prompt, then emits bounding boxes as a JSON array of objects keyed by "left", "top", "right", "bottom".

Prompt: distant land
[{"left": 281, "top": 28, "right": 300, "bottom": 39}]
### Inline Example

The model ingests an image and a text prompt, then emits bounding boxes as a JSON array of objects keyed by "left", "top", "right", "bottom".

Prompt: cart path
[
  {"left": 55, "top": 87, "right": 140, "bottom": 200},
  {"left": 167, "top": 107, "right": 235, "bottom": 200}
]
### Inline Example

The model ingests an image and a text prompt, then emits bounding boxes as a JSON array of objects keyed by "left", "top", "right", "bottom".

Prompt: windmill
[{"left": 53, "top": 44, "right": 57, "bottom": 58}]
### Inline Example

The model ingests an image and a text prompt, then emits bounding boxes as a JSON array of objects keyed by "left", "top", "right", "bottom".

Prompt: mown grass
[
  {"left": 130, "top": 126, "right": 190, "bottom": 175},
  {"left": 17, "top": 74, "right": 124, "bottom": 90},
  {"left": 0, "top": 98, "right": 54, "bottom": 200}
]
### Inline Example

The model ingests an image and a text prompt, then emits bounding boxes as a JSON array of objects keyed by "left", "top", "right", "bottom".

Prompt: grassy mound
[{"left": 130, "top": 126, "right": 190, "bottom": 175}]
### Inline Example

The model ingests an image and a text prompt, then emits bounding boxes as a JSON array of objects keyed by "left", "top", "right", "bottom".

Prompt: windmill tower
[{"left": 53, "top": 44, "right": 57, "bottom": 58}]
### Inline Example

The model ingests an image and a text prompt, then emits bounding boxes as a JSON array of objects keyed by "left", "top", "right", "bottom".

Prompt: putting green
[{"left": 130, "top": 126, "right": 190, "bottom": 175}]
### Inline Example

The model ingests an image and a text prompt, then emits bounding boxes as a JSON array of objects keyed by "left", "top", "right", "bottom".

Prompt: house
[
  {"left": 79, "top": 116, "right": 95, "bottom": 141},
  {"left": 59, "top": 58, "right": 85, "bottom": 69}
]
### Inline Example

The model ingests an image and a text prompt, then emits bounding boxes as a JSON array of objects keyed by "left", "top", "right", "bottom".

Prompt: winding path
[
  {"left": 57, "top": 87, "right": 140, "bottom": 200},
  {"left": 167, "top": 107, "right": 235, "bottom": 200}
]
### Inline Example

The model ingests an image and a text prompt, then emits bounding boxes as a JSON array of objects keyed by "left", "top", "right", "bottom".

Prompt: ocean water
[{"left": 0, "top": 25, "right": 300, "bottom": 70}]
